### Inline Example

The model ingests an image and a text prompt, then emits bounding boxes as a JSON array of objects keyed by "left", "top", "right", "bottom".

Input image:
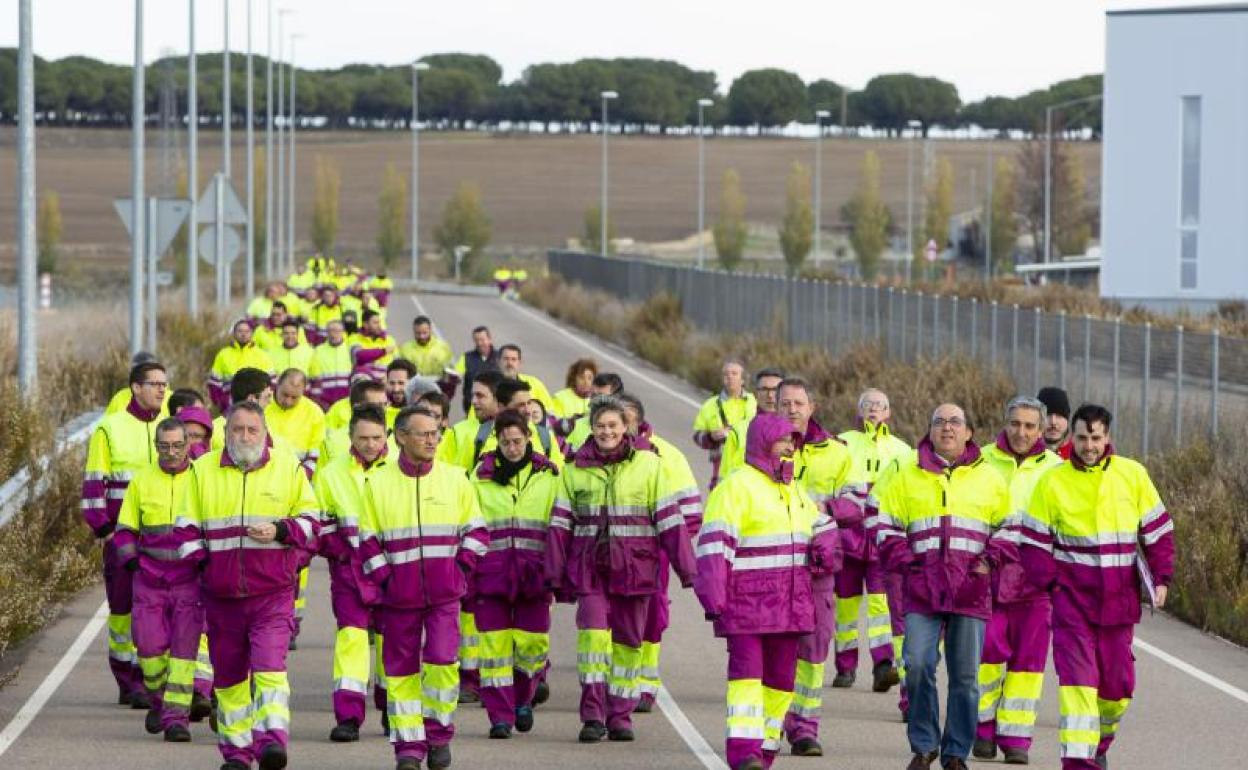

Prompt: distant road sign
[
  {"left": 113, "top": 198, "right": 192, "bottom": 259},
  {"left": 198, "top": 225, "right": 243, "bottom": 266},
  {"left": 155, "top": 271, "right": 175, "bottom": 288},
  {"left": 196, "top": 172, "right": 248, "bottom": 225}
]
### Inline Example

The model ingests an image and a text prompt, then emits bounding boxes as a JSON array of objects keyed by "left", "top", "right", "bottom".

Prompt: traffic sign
[
  {"left": 198, "top": 225, "right": 243, "bottom": 266},
  {"left": 196, "top": 172, "right": 248, "bottom": 225},
  {"left": 113, "top": 198, "right": 192, "bottom": 260},
  {"left": 155, "top": 271, "right": 175, "bottom": 287}
]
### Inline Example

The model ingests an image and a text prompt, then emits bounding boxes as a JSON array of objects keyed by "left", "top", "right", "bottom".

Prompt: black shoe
[
  {"left": 330, "top": 720, "right": 360, "bottom": 743},
  {"left": 790, "top": 737, "right": 823, "bottom": 757},
  {"left": 190, "top": 692, "right": 213, "bottom": 722},
  {"left": 457, "top": 689, "right": 479, "bottom": 704},
  {"left": 396, "top": 759, "right": 421, "bottom": 770},
  {"left": 514, "top": 706, "right": 534, "bottom": 733},
  {"left": 1095, "top": 755, "right": 1109, "bottom": 770},
  {"left": 489, "top": 723, "right": 512, "bottom": 739},
  {"left": 944, "top": 759, "right": 968, "bottom": 770},
  {"left": 117, "top": 688, "right": 132, "bottom": 707},
  {"left": 164, "top": 724, "right": 191, "bottom": 743},
  {"left": 144, "top": 707, "right": 162, "bottom": 735},
  {"left": 578, "top": 721, "right": 607, "bottom": 743},
  {"left": 258, "top": 743, "right": 288, "bottom": 770},
  {"left": 382, "top": 710, "right": 390, "bottom": 737},
  {"left": 532, "top": 679, "right": 550, "bottom": 707},
  {"left": 905, "top": 750, "right": 938, "bottom": 770},
  {"left": 130, "top": 691, "right": 152, "bottom": 710},
  {"left": 972, "top": 738, "right": 997, "bottom": 760},
  {"left": 1002, "top": 747, "right": 1030, "bottom": 765},
  {"left": 287, "top": 637, "right": 298, "bottom": 651},
  {"left": 735, "top": 759, "right": 765, "bottom": 770},
  {"left": 221, "top": 762, "right": 249, "bottom": 770},
  {"left": 872, "top": 661, "right": 900, "bottom": 692},
  {"left": 831, "top": 671, "right": 855, "bottom": 688},
  {"left": 427, "top": 743, "right": 451, "bottom": 769},
  {"left": 608, "top": 726, "right": 635, "bottom": 742},
  {"left": 633, "top": 696, "right": 653, "bottom": 714}
]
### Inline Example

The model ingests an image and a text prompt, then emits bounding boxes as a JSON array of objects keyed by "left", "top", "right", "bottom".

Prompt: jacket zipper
[
  {"left": 415, "top": 474, "right": 429, "bottom": 606},
  {"left": 239, "top": 471, "right": 250, "bottom": 596}
]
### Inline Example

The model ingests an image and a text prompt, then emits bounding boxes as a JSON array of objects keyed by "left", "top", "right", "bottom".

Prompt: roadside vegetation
[{"left": 521, "top": 274, "right": 1248, "bottom": 647}]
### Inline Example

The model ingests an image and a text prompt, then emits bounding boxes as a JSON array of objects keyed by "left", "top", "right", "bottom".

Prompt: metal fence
[{"left": 548, "top": 250, "right": 1247, "bottom": 457}]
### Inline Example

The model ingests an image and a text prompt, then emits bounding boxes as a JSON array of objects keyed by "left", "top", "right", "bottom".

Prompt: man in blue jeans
[{"left": 870, "top": 404, "right": 1013, "bottom": 770}]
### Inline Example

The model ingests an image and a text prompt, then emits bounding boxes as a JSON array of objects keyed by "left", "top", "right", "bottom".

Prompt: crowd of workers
[{"left": 83, "top": 256, "right": 1174, "bottom": 770}]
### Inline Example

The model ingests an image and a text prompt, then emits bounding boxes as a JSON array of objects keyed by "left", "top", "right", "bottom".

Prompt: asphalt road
[{"left": 1, "top": 290, "right": 1246, "bottom": 770}]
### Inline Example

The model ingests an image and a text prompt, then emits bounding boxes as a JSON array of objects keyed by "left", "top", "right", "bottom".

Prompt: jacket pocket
[
  {"left": 610, "top": 539, "right": 659, "bottom": 595},
  {"left": 952, "top": 561, "right": 990, "bottom": 613}
]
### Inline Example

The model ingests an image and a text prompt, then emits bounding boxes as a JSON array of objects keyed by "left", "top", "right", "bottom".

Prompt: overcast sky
[{"left": 0, "top": 0, "right": 1218, "bottom": 100}]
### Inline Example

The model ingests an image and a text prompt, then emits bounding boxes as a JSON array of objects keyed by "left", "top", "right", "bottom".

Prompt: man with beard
[{"left": 1037, "top": 387, "right": 1073, "bottom": 460}]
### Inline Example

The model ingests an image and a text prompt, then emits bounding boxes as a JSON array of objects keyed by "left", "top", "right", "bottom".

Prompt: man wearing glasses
[
  {"left": 82, "top": 360, "right": 170, "bottom": 710},
  {"left": 871, "top": 404, "right": 1013, "bottom": 770}
]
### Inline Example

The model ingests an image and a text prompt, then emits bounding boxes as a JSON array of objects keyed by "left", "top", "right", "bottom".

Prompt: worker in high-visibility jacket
[
  {"left": 309, "top": 320, "right": 354, "bottom": 409},
  {"left": 207, "top": 319, "right": 275, "bottom": 414},
  {"left": 972, "top": 396, "right": 1063, "bottom": 765},
  {"left": 398, "top": 315, "right": 455, "bottom": 380},
  {"left": 695, "top": 412, "right": 841, "bottom": 770},
  {"left": 319, "top": 380, "right": 396, "bottom": 470},
  {"left": 493, "top": 267, "right": 513, "bottom": 296},
  {"left": 265, "top": 369, "right": 327, "bottom": 479},
  {"left": 774, "top": 378, "right": 866, "bottom": 757},
  {"left": 832, "top": 389, "right": 913, "bottom": 696},
  {"left": 266, "top": 320, "right": 314, "bottom": 376},
  {"left": 1019, "top": 404, "right": 1174, "bottom": 770},
  {"left": 438, "top": 369, "right": 506, "bottom": 471},
  {"left": 546, "top": 395, "right": 697, "bottom": 745},
  {"left": 719, "top": 367, "right": 785, "bottom": 480},
  {"left": 617, "top": 392, "right": 702, "bottom": 713},
  {"left": 351, "top": 309, "right": 398, "bottom": 381},
  {"left": 692, "top": 359, "right": 757, "bottom": 489},
  {"left": 247, "top": 283, "right": 285, "bottom": 324},
  {"left": 550, "top": 358, "right": 598, "bottom": 436},
  {"left": 872, "top": 403, "right": 1013, "bottom": 770},
  {"left": 366, "top": 272, "right": 393, "bottom": 307},
  {"left": 305, "top": 285, "right": 346, "bottom": 346},
  {"left": 105, "top": 352, "right": 171, "bottom": 416},
  {"left": 315, "top": 404, "right": 391, "bottom": 744},
  {"left": 469, "top": 409, "right": 560, "bottom": 739},
  {"left": 466, "top": 378, "right": 564, "bottom": 470},
  {"left": 113, "top": 417, "right": 209, "bottom": 742},
  {"left": 360, "top": 405, "right": 489, "bottom": 770},
  {"left": 82, "top": 360, "right": 169, "bottom": 709},
  {"left": 498, "top": 344, "right": 554, "bottom": 413},
  {"left": 174, "top": 401, "right": 321, "bottom": 770},
  {"left": 561, "top": 372, "right": 623, "bottom": 454},
  {"left": 253, "top": 302, "right": 308, "bottom": 355}
]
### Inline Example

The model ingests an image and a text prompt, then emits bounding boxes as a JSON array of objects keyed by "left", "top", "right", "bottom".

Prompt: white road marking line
[
  {"left": 1133, "top": 635, "right": 1248, "bottom": 706},
  {"left": 656, "top": 685, "right": 730, "bottom": 770},
  {"left": 0, "top": 601, "right": 109, "bottom": 758},
  {"left": 507, "top": 296, "right": 1248, "bottom": 717}
]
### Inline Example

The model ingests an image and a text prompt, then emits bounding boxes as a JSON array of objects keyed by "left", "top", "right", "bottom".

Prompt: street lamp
[
  {"left": 813, "top": 109, "right": 830, "bottom": 268},
  {"left": 905, "top": 118, "right": 922, "bottom": 283},
  {"left": 600, "top": 90, "right": 618, "bottom": 256},
  {"left": 287, "top": 32, "right": 302, "bottom": 270},
  {"left": 696, "top": 98, "right": 713, "bottom": 268},
  {"left": 1044, "top": 93, "right": 1102, "bottom": 263},
  {"left": 274, "top": 8, "right": 290, "bottom": 275},
  {"left": 411, "top": 61, "right": 430, "bottom": 282}
]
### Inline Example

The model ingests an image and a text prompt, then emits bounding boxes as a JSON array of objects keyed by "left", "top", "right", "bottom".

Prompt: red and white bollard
[{"left": 39, "top": 272, "right": 51, "bottom": 310}]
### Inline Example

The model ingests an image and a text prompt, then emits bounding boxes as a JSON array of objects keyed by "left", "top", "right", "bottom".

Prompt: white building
[{"left": 1102, "top": 4, "right": 1248, "bottom": 311}]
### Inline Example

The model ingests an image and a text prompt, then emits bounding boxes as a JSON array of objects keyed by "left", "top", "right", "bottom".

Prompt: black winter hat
[{"left": 1036, "top": 386, "right": 1071, "bottom": 419}]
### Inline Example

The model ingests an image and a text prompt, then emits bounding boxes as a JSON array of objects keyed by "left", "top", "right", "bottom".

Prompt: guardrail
[{"left": 0, "top": 410, "right": 100, "bottom": 529}]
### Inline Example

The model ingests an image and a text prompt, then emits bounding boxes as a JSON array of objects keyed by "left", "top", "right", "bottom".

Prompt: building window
[{"left": 1179, "top": 95, "right": 1201, "bottom": 290}]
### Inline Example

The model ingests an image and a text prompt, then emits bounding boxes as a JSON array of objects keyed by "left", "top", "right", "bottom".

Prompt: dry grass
[{"left": 523, "top": 273, "right": 1248, "bottom": 646}]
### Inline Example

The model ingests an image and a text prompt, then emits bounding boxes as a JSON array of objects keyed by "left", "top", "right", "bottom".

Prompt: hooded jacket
[
  {"left": 546, "top": 437, "right": 697, "bottom": 597},
  {"left": 695, "top": 413, "right": 839, "bottom": 636},
  {"left": 1020, "top": 447, "right": 1174, "bottom": 626},
  {"left": 358, "top": 454, "right": 489, "bottom": 609},
  {"left": 315, "top": 447, "right": 390, "bottom": 607},
  {"left": 981, "top": 433, "right": 1062, "bottom": 604},
  {"left": 870, "top": 436, "right": 1013, "bottom": 620},
  {"left": 471, "top": 450, "right": 561, "bottom": 601},
  {"left": 174, "top": 447, "right": 321, "bottom": 600},
  {"left": 114, "top": 460, "right": 196, "bottom": 586}
]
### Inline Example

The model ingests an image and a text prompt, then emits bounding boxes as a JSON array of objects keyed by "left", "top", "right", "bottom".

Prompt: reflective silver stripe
[
  {"left": 253, "top": 712, "right": 290, "bottom": 732},
  {"left": 1059, "top": 714, "right": 1101, "bottom": 731},
  {"left": 206, "top": 539, "right": 286, "bottom": 552},
  {"left": 462, "top": 536, "right": 488, "bottom": 556},
  {"left": 996, "top": 722, "right": 1036, "bottom": 738},
  {"left": 83, "top": 471, "right": 106, "bottom": 482},
  {"left": 391, "top": 725, "right": 426, "bottom": 742},
  {"left": 389, "top": 699, "right": 423, "bottom": 716},
  {"left": 698, "top": 520, "right": 735, "bottom": 538},
  {"left": 1000, "top": 697, "right": 1040, "bottom": 713},
  {"left": 909, "top": 516, "right": 942, "bottom": 533},
  {"left": 139, "top": 524, "right": 175, "bottom": 535},
  {"left": 733, "top": 553, "right": 807, "bottom": 570},
  {"left": 654, "top": 514, "right": 683, "bottom": 534},
  {"left": 911, "top": 536, "right": 943, "bottom": 554},
  {"left": 139, "top": 546, "right": 181, "bottom": 561},
  {"left": 292, "top": 517, "right": 315, "bottom": 540},
  {"left": 739, "top": 532, "right": 809, "bottom": 548},
  {"left": 793, "top": 683, "right": 821, "bottom": 699},
  {"left": 1139, "top": 502, "right": 1166, "bottom": 527},
  {"left": 579, "top": 672, "right": 607, "bottom": 684},
  {"left": 1020, "top": 533, "right": 1052, "bottom": 552},
  {"left": 1060, "top": 743, "right": 1098, "bottom": 759},
  {"left": 80, "top": 499, "right": 106, "bottom": 510},
  {"left": 334, "top": 677, "right": 368, "bottom": 694},
  {"left": 610, "top": 525, "right": 657, "bottom": 537},
  {"left": 382, "top": 524, "right": 461, "bottom": 539},
  {"left": 947, "top": 515, "right": 991, "bottom": 534},
  {"left": 389, "top": 544, "right": 458, "bottom": 564},
  {"left": 178, "top": 541, "right": 205, "bottom": 558},
  {"left": 363, "top": 554, "right": 388, "bottom": 573},
  {"left": 487, "top": 536, "right": 545, "bottom": 552},
  {"left": 577, "top": 652, "right": 611, "bottom": 665},
  {"left": 255, "top": 688, "right": 290, "bottom": 708},
  {"left": 728, "top": 726, "right": 766, "bottom": 739},
  {"left": 695, "top": 541, "right": 734, "bottom": 559},
  {"left": 1053, "top": 550, "right": 1136, "bottom": 568},
  {"left": 949, "top": 537, "right": 986, "bottom": 554},
  {"left": 573, "top": 525, "right": 600, "bottom": 537},
  {"left": 1142, "top": 519, "right": 1173, "bottom": 545},
  {"left": 1055, "top": 531, "right": 1137, "bottom": 547}
]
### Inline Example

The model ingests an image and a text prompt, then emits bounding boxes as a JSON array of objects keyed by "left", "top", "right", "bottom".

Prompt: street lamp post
[
  {"left": 188, "top": 0, "right": 199, "bottom": 316},
  {"left": 17, "top": 0, "right": 36, "bottom": 389},
  {"left": 244, "top": 0, "right": 255, "bottom": 300},
  {"left": 813, "top": 109, "right": 830, "bottom": 268},
  {"left": 274, "top": 9, "right": 288, "bottom": 275},
  {"left": 600, "top": 90, "right": 618, "bottom": 256},
  {"left": 287, "top": 33, "right": 301, "bottom": 269},
  {"left": 696, "top": 98, "right": 713, "bottom": 269},
  {"left": 411, "top": 61, "right": 430, "bottom": 282},
  {"left": 1044, "top": 93, "right": 1102, "bottom": 263},
  {"left": 130, "top": 0, "right": 146, "bottom": 355},
  {"left": 263, "top": 0, "right": 272, "bottom": 280},
  {"left": 905, "top": 119, "right": 922, "bottom": 283}
]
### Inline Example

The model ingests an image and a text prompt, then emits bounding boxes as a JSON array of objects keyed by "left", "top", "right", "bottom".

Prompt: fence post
[
  {"left": 1010, "top": 304, "right": 1020, "bottom": 382},
  {"left": 933, "top": 294, "right": 942, "bottom": 357},
  {"left": 916, "top": 292, "right": 925, "bottom": 360},
  {"left": 1210, "top": 328, "right": 1220, "bottom": 439},
  {"left": 873, "top": 284, "right": 881, "bottom": 341},
  {"left": 1112, "top": 316, "right": 1121, "bottom": 423},
  {"left": 970, "top": 298, "right": 978, "bottom": 359},
  {"left": 950, "top": 296, "right": 959, "bottom": 355},
  {"left": 1032, "top": 307, "right": 1042, "bottom": 393},
  {"left": 1174, "top": 325, "right": 1183, "bottom": 448},
  {"left": 1058, "top": 310, "right": 1067, "bottom": 390},
  {"left": 1083, "top": 314, "right": 1092, "bottom": 402},
  {"left": 886, "top": 287, "right": 895, "bottom": 357},
  {"left": 900, "top": 289, "right": 908, "bottom": 362},
  {"left": 1142, "top": 321, "right": 1152, "bottom": 456},
  {"left": 988, "top": 300, "right": 998, "bottom": 369}
]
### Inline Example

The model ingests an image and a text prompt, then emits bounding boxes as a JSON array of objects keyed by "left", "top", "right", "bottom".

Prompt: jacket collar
[
  {"left": 853, "top": 417, "right": 893, "bottom": 437},
  {"left": 126, "top": 397, "right": 161, "bottom": 423},
  {"left": 159, "top": 458, "right": 191, "bottom": 475},
  {"left": 476, "top": 448, "right": 558, "bottom": 481},
  {"left": 917, "top": 435, "right": 980, "bottom": 473},
  {"left": 796, "top": 417, "right": 831, "bottom": 448},
  {"left": 350, "top": 443, "right": 389, "bottom": 470},
  {"left": 994, "top": 431, "right": 1046, "bottom": 464},
  {"left": 573, "top": 435, "right": 634, "bottom": 468},
  {"left": 1070, "top": 443, "right": 1115, "bottom": 471},
  {"left": 632, "top": 422, "right": 655, "bottom": 453},
  {"left": 398, "top": 451, "right": 434, "bottom": 478}
]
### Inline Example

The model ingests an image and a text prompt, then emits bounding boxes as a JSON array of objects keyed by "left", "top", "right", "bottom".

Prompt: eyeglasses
[
  {"left": 397, "top": 428, "right": 441, "bottom": 440},
  {"left": 140, "top": 380, "right": 169, "bottom": 389},
  {"left": 931, "top": 417, "right": 966, "bottom": 429},
  {"left": 155, "top": 441, "right": 187, "bottom": 452},
  {"left": 860, "top": 399, "right": 889, "bottom": 410}
]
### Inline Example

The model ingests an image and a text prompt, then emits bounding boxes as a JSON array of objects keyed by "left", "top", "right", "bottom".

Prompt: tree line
[{"left": 0, "top": 49, "right": 1102, "bottom": 135}]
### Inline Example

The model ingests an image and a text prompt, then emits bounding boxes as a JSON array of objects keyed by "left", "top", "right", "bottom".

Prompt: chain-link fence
[{"left": 548, "top": 250, "right": 1246, "bottom": 457}]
